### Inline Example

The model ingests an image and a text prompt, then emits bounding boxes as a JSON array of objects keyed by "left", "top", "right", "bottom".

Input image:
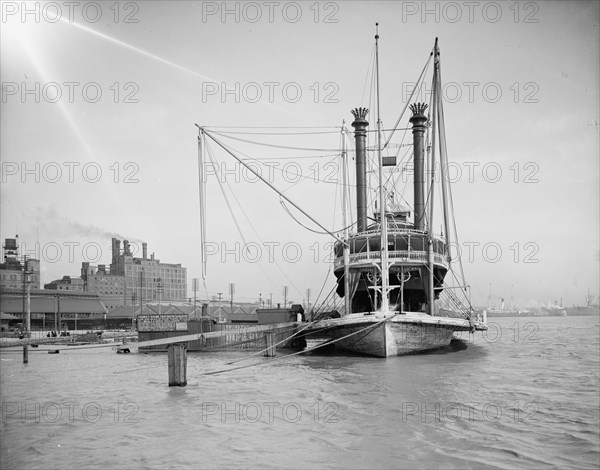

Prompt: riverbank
[{"left": 0, "top": 330, "right": 137, "bottom": 348}]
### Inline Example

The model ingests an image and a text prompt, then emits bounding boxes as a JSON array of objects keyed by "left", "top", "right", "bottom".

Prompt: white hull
[{"left": 306, "top": 312, "right": 482, "bottom": 358}]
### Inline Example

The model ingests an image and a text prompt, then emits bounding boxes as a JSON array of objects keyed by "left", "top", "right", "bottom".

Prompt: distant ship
[
  {"left": 484, "top": 307, "right": 529, "bottom": 317},
  {"left": 565, "top": 291, "right": 600, "bottom": 316},
  {"left": 482, "top": 296, "right": 529, "bottom": 317},
  {"left": 540, "top": 302, "right": 567, "bottom": 316}
]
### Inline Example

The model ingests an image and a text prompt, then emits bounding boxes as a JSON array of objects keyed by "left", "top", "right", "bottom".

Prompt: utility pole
[
  {"left": 217, "top": 292, "right": 223, "bottom": 322},
  {"left": 157, "top": 278, "right": 163, "bottom": 315},
  {"left": 21, "top": 256, "right": 32, "bottom": 338},
  {"left": 22, "top": 257, "right": 32, "bottom": 363},
  {"left": 26, "top": 273, "right": 31, "bottom": 337},
  {"left": 193, "top": 278, "right": 198, "bottom": 316},
  {"left": 139, "top": 269, "right": 144, "bottom": 316},
  {"left": 55, "top": 293, "right": 60, "bottom": 333},
  {"left": 131, "top": 292, "right": 137, "bottom": 326}
]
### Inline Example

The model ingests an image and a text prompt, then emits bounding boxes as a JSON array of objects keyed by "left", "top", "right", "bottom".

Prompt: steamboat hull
[{"left": 306, "top": 314, "right": 482, "bottom": 358}]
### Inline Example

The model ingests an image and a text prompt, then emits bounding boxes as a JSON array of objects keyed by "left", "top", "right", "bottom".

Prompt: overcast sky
[{"left": 1, "top": 1, "right": 598, "bottom": 308}]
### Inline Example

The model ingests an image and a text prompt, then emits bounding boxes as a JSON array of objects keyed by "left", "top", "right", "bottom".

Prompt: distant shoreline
[{"left": 484, "top": 310, "right": 600, "bottom": 318}]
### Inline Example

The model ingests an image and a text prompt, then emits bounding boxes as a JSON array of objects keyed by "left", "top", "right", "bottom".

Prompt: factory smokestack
[
  {"left": 112, "top": 238, "right": 121, "bottom": 265},
  {"left": 409, "top": 103, "right": 428, "bottom": 231},
  {"left": 351, "top": 107, "right": 369, "bottom": 233},
  {"left": 142, "top": 242, "right": 147, "bottom": 260}
]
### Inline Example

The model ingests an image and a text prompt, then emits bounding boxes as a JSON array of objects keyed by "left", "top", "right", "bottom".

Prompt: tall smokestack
[
  {"left": 409, "top": 103, "right": 428, "bottom": 231},
  {"left": 142, "top": 242, "right": 147, "bottom": 260},
  {"left": 112, "top": 238, "right": 121, "bottom": 265},
  {"left": 351, "top": 107, "right": 369, "bottom": 233}
]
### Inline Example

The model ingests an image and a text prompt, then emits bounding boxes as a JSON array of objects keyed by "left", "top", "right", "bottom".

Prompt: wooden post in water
[
  {"left": 23, "top": 345, "right": 28, "bottom": 363},
  {"left": 168, "top": 343, "right": 187, "bottom": 386},
  {"left": 264, "top": 331, "right": 276, "bottom": 357}
]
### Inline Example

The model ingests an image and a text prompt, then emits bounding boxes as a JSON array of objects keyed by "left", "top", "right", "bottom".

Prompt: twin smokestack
[
  {"left": 351, "top": 103, "right": 428, "bottom": 233},
  {"left": 111, "top": 237, "right": 148, "bottom": 259}
]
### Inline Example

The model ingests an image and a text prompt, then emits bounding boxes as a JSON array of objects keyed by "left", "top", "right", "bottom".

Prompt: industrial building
[
  {"left": 0, "top": 287, "right": 107, "bottom": 331},
  {"left": 109, "top": 238, "right": 187, "bottom": 307},
  {"left": 77, "top": 237, "right": 187, "bottom": 310},
  {"left": 0, "top": 237, "right": 40, "bottom": 290},
  {"left": 44, "top": 276, "right": 84, "bottom": 291}
]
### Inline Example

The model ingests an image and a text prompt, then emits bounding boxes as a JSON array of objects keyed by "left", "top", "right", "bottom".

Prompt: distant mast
[{"left": 341, "top": 121, "right": 351, "bottom": 316}]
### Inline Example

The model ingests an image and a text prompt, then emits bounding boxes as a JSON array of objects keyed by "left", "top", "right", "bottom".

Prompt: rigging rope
[
  {"left": 279, "top": 198, "right": 355, "bottom": 235},
  {"left": 204, "top": 139, "right": 305, "bottom": 301},
  {"left": 203, "top": 126, "right": 339, "bottom": 129},
  {"left": 203, "top": 129, "right": 346, "bottom": 247},
  {"left": 197, "top": 128, "right": 211, "bottom": 300},
  {"left": 361, "top": 43, "right": 376, "bottom": 108},
  {"left": 209, "top": 130, "right": 341, "bottom": 152},
  {"left": 205, "top": 130, "right": 341, "bottom": 136},
  {"left": 383, "top": 49, "right": 433, "bottom": 150},
  {"left": 224, "top": 319, "right": 323, "bottom": 365}
]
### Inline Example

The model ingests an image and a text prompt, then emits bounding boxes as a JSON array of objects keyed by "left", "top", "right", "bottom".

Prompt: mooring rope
[
  {"left": 203, "top": 314, "right": 398, "bottom": 376},
  {"left": 224, "top": 319, "right": 324, "bottom": 365}
]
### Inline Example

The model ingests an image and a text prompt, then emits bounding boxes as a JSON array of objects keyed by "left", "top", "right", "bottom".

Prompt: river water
[{"left": 1, "top": 315, "right": 598, "bottom": 469}]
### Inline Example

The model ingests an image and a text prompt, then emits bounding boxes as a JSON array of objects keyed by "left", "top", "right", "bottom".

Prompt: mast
[
  {"left": 435, "top": 44, "right": 452, "bottom": 265},
  {"left": 198, "top": 129, "right": 207, "bottom": 281},
  {"left": 375, "top": 23, "right": 390, "bottom": 314},
  {"left": 427, "top": 38, "right": 439, "bottom": 316},
  {"left": 342, "top": 123, "right": 351, "bottom": 316}
]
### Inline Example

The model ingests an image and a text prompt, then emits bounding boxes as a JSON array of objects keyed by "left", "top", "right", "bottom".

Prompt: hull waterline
[{"left": 305, "top": 313, "right": 484, "bottom": 358}]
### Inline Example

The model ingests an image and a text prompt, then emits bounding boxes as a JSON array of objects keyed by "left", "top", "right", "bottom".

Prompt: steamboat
[{"left": 302, "top": 30, "right": 487, "bottom": 356}]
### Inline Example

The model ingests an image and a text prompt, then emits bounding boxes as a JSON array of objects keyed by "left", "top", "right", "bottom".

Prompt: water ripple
[{"left": 1, "top": 316, "right": 599, "bottom": 469}]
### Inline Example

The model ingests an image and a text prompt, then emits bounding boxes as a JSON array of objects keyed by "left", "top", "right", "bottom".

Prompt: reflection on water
[{"left": 1, "top": 315, "right": 599, "bottom": 469}]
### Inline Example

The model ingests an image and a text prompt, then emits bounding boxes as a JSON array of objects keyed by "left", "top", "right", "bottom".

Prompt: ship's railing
[
  {"left": 334, "top": 250, "right": 448, "bottom": 269},
  {"left": 310, "top": 298, "right": 346, "bottom": 321},
  {"left": 346, "top": 228, "right": 447, "bottom": 242},
  {"left": 435, "top": 287, "right": 472, "bottom": 319},
  {"left": 352, "top": 228, "right": 429, "bottom": 238}
]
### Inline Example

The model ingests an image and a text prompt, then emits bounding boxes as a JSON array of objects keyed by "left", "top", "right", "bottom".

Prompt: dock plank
[{"left": 135, "top": 322, "right": 298, "bottom": 348}]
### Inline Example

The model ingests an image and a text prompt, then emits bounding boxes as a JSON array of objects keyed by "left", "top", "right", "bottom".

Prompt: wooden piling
[
  {"left": 264, "top": 332, "right": 276, "bottom": 357},
  {"left": 168, "top": 343, "right": 187, "bottom": 387},
  {"left": 23, "top": 345, "right": 28, "bottom": 363}
]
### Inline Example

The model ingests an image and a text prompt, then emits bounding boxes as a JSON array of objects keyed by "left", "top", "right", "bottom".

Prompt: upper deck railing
[
  {"left": 345, "top": 227, "right": 445, "bottom": 241},
  {"left": 334, "top": 249, "right": 448, "bottom": 269}
]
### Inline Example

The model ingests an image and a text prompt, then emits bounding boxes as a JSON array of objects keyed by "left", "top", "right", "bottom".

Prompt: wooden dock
[
  {"left": 134, "top": 321, "right": 302, "bottom": 387},
  {"left": 138, "top": 321, "right": 304, "bottom": 352},
  {"left": 135, "top": 321, "right": 302, "bottom": 351}
]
